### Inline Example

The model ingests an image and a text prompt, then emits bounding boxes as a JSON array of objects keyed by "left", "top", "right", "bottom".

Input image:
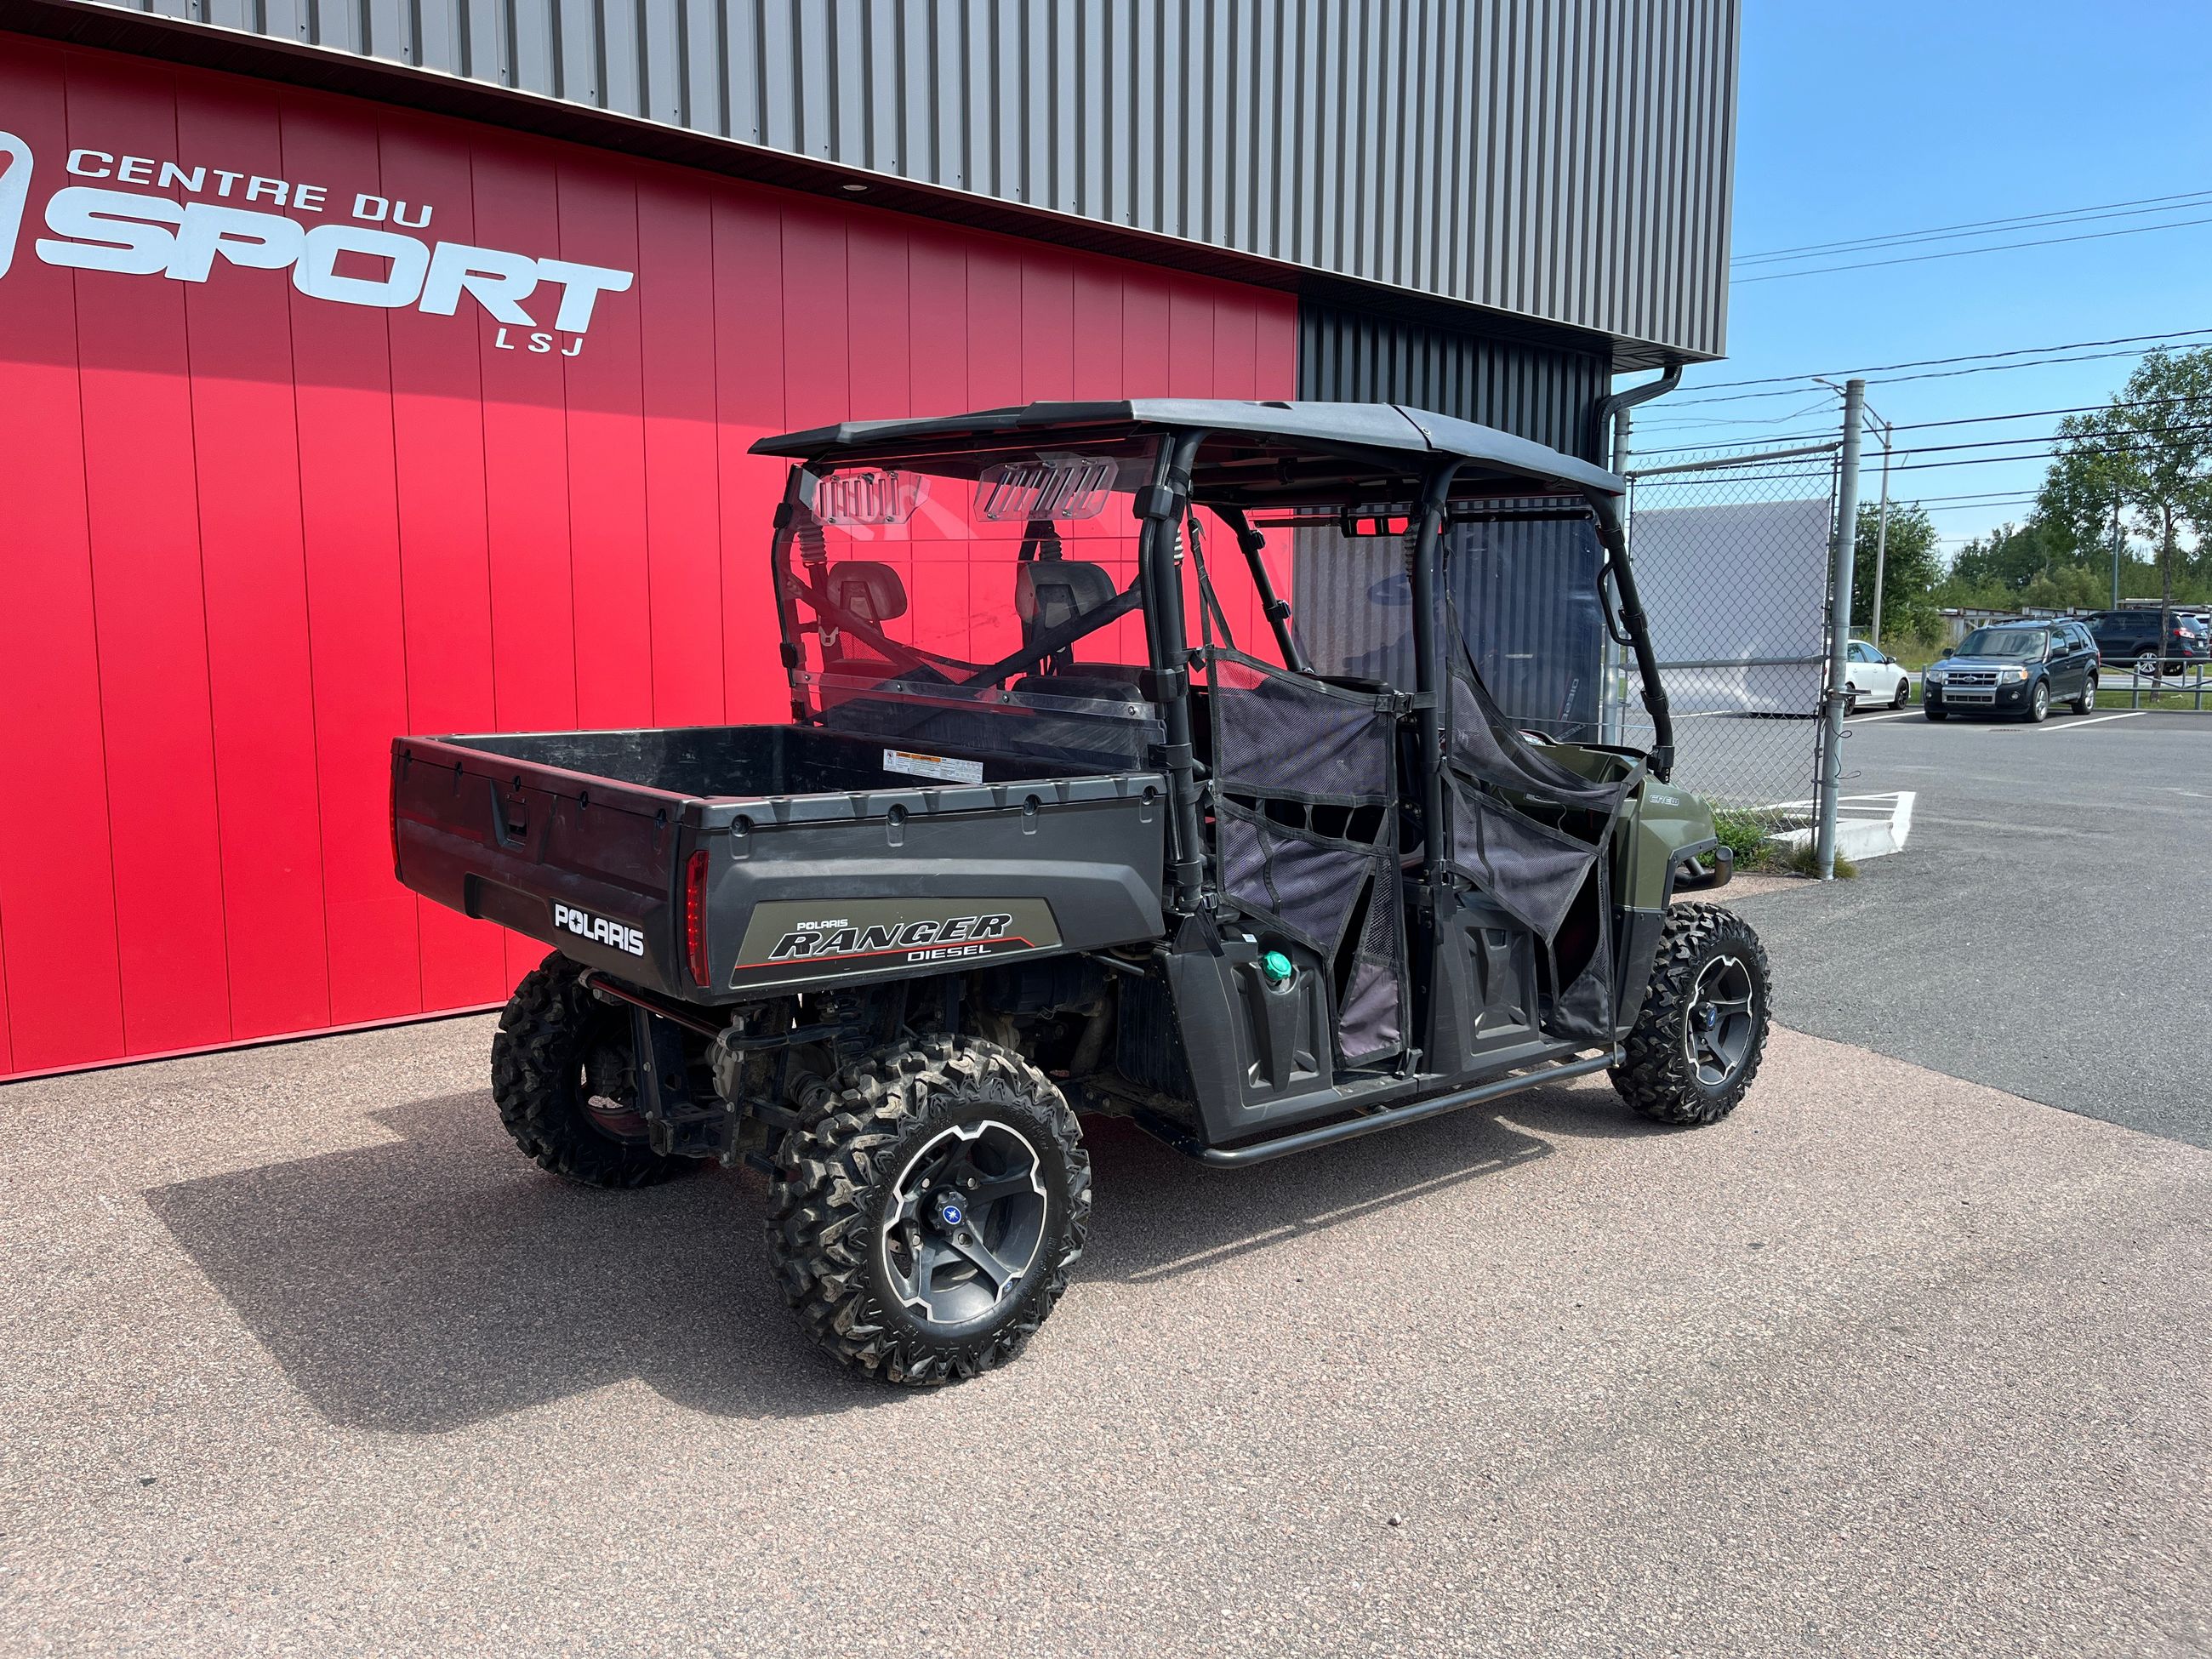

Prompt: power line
[
  {"left": 1730, "top": 186, "right": 2212, "bottom": 265},
  {"left": 1636, "top": 413, "right": 2212, "bottom": 462},
  {"left": 1645, "top": 341, "right": 2212, "bottom": 417},
  {"left": 1654, "top": 327, "right": 2212, "bottom": 395},
  {"left": 1732, "top": 189, "right": 2212, "bottom": 270},
  {"left": 1736, "top": 211, "right": 2212, "bottom": 283}
]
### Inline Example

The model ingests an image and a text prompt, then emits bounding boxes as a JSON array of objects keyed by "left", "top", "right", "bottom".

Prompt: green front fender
[{"left": 1620, "top": 778, "right": 1719, "bottom": 910}]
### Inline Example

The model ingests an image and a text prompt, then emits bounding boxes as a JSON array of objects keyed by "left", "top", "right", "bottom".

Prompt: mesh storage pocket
[
  {"left": 1208, "top": 651, "right": 1410, "bottom": 1067},
  {"left": 1443, "top": 780, "right": 1598, "bottom": 941},
  {"left": 1211, "top": 652, "right": 1394, "bottom": 803},
  {"left": 1542, "top": 853, "right": 1616, "bottom": 1041},
  {"left": 1445, "top": 662, "right": 1633, "bottom": 810},
  {"left": 1337, "top": 873, "right": 1406, "bottom": 1063},
  {"left": 1216, "top": 801, "right": 1406, "bottom": 1068},
  {"left": 1217, "top": 803, "right": 1373, "bottom": 958}
]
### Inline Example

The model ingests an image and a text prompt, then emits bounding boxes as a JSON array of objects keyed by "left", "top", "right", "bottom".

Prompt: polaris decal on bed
[
  {"left": 731, "top": 898, "right": 1060, "bottom": 988},
  {"left": 552, "top": 902, "right": 646, "bottom": 957}
]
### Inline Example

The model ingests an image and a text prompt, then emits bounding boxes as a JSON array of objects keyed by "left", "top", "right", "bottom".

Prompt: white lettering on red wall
[{"left": 0, "top": 132, "right": 634, "bottom": 352}]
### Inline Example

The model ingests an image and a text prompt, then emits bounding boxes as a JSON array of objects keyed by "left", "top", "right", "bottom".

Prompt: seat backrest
[
  {"left": 1016, "top": 559, "right": 1118, "bottom": 637},
  {"left": 824, "top": 560, "right": 908, "bottom": 624},
  {"left": 820, "top": 561, "right": 909, "bottom": 670}
]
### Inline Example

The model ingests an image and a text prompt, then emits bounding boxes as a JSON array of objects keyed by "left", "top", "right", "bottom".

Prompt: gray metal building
[{"left": 13, "top": 0, "right": 1739, "bottom": 458}]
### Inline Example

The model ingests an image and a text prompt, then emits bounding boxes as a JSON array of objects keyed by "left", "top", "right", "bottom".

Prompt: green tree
[
  {"left": 1941, "top": 521, "right": 2057, "bottom": 597},
  {"left": 2042, "top": 347, "right": 2212, "bottom": 625},
  {"left": 1850, "top": 500, "right": 1941, "bottom": 643}
]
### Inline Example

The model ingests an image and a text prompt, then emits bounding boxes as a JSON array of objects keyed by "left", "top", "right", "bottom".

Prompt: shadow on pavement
[{"left": 145, "top": 1078, "right": 1626, "bottom": 1433}]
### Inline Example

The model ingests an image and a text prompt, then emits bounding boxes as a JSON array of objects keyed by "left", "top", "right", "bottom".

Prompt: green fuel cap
[{"left": 1260, "top": 950, "right": 1295, "bottom": 986}]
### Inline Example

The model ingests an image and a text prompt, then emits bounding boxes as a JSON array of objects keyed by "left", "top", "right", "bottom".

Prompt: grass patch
[
  {"left": 1713, "top": 809, "right": 1773, "bottom": 869},
  {"left": 1710, "top": 808, "right": 1856, "bottom": 878}
]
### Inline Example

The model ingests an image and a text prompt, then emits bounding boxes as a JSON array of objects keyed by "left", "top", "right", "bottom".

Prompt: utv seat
[
  {"left": 1012, "top": 559, "right": 1147, "bottom": 703},
  {"left": 819, "top": 560, "right": 909, "bottom": 673}
]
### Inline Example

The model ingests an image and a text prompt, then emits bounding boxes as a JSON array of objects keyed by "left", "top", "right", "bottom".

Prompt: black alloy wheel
[
  {"left": 880, "top": 1120, "right": 1049, "bottom": 1328},
  {"left": 1612, "top": 903, "right": 1772, "bottom": 1127},
  {"left": 768, "top": 1036, "right": 1089, "bottom": 1386},
  {"left": 1680, "top": 952, "right": 1759, "bottom": 1091},
  {"left": 1891, "top": 676, "right": 1911, "bottom": 709}
]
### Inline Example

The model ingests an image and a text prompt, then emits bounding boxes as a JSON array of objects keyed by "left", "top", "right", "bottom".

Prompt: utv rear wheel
[
  {"left": 490, "top": 952, "right": 698, "bottom": 1189},
  {"left": 1612, "top": 904, "right": 1771, "bottom": 1126},
  {"left": 767, "top": 1037, "right": 1090, "bottom": 1387}
]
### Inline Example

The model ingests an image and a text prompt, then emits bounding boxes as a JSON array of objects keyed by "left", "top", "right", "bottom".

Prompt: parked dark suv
[
  {"left": 2085, "top": 610, "right": 2211, "bottom": 677},
  {"left": 1924, "top": 619, "right": 2100, "bottom": 721}
]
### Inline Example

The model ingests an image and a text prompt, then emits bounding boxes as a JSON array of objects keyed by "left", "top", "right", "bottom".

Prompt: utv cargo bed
[{"left": 392, "top": 723, "right": 1167, "bottom": 1002}]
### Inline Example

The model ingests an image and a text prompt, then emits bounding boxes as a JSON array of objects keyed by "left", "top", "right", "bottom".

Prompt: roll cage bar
[{"left": 758, "top": 403, "right": 1676, "bottom": 915}]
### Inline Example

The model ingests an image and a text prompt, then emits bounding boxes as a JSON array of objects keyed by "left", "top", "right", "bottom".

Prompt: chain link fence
[{"left": 1612, "top": 443, "right": 1844, "bottom": 818}]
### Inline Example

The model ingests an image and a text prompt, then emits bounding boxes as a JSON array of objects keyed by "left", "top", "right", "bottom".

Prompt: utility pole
[
  {"left": 1868, "top": 415, "right": 1894, "bottom": 650},
  {"left": 1816, "top": 379, "right": 1866, "bottom": 882},
  {"left": 2110, "top": 494, "right": 2123, "bottom": 610}
]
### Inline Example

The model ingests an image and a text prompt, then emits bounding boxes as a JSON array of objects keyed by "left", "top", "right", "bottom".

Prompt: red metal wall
[{"left": 0, "top": 39, "right": 1297, "bottom": 1080}]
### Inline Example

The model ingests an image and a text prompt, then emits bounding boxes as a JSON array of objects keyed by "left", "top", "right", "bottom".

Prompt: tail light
[{"left": 683, "top": 849, "right": 711, "bottom": 986}]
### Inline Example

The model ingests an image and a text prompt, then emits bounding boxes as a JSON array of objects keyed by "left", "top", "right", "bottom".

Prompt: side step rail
[{"left": 1133, "top": 1050, "right": 1620, "bottom": 1168}]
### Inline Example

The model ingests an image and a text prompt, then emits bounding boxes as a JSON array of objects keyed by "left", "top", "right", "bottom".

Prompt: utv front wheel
[
  {"left": 490, "top": 952, "right": 699, "bottom": 1188},
  {"left": 767, "top": 1037, "right": 1090, "bottom": 1386},
  {"left": 1613, "top": 904, "right": 1771, "bottom": 1126}
]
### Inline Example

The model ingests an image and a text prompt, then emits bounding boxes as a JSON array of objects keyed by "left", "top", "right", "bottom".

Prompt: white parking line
[
  {"left": 2034, "top": 711, "right": 2146, "bottom": 733},
  {"left": 1848, "top": 710, "right": 1922, "bottom": 724}
]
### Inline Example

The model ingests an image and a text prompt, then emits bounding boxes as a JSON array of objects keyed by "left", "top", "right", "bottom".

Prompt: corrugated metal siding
[
  {"left": 1297, "top": 299, "right": 1612, "bottom": 459},
  {"left": 72, "top": 0, "right": 1740, "bottom": 360}
]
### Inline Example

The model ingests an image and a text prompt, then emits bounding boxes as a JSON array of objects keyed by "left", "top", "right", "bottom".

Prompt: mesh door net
[
  {"left": 1440, "top": 627, "right": 1641, "bottom": 1043},
  {"left": 1206, "top": 647, "right": 1408, "bottom": 1066}
]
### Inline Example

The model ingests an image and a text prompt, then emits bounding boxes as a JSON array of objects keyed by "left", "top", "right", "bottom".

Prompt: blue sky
[{"left": 1639, "top": 0, "right": 2212, "bottom": 557}]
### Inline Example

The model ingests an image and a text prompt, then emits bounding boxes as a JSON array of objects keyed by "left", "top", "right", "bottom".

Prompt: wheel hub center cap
[{"left": 932, "top": 1192, "right": 966, "bottom": 1230}]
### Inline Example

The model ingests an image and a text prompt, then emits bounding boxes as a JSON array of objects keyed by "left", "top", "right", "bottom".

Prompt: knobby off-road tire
[
  {"left": 1611, "top": 903, "right": 1772, "bottom": 1127},
  {"left": 767, "top": 1036, "right": 1090, "bottom": 1387},
  {"left": 490, "top": 952, "right": 698, "bottom": 1189}
]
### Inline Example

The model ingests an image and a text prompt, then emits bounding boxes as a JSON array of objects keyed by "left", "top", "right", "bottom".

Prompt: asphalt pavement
[
  {"left": 1729, "top": 706, "right": 2212, "bottom": 1149},
  {"left": 3, "top": 1011, "right": 2209, "bottom": 1657}
]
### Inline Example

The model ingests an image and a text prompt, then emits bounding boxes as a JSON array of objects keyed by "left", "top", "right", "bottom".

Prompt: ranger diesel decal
[
  {"left": 732, "top": 898, "right": 1060, "bottom": 988},
  {"left": 553, "top": 902, "right": 645, "bottom": 957}
]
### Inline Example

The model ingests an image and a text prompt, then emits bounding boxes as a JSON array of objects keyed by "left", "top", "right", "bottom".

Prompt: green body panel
[{"left": 1620, "top": 777, "right": 1719, "bottom": 909}]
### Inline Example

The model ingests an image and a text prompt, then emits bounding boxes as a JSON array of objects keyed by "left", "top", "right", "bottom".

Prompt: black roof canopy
[{"left": 750, "top": 399, "right": 1624, "bottom": 511}]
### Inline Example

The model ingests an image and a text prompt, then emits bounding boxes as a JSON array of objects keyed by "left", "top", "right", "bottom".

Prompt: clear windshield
[
  {"left": 1955, "top": 628, "right": 2047, "bottom": 659},
  {"left": 775, "top": 439, "right": 1166, "bottom": 774}
]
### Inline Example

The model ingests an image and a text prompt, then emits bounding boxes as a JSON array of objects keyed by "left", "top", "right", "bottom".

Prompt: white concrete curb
[{"left": 1764, "top": 791, "right": 1916, "bottom": 861}]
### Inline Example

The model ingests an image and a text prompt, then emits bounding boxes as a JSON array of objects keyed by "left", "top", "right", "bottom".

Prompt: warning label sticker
[{"left": 882, "top": 748, "right": 983, "bottom": 786}]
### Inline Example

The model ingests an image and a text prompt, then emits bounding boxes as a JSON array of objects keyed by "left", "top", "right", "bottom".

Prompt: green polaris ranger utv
[{"left": 391, "top": 400, "right": 1768, "bottom": 1386}]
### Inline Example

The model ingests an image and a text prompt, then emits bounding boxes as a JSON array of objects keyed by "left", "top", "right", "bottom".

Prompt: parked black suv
[
  {"left": 2084, "top": 609, "right": 2210, "bottom": 677},
  {"left": 1924, "top": 619, "right": 2100, "bottom": 721}
]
